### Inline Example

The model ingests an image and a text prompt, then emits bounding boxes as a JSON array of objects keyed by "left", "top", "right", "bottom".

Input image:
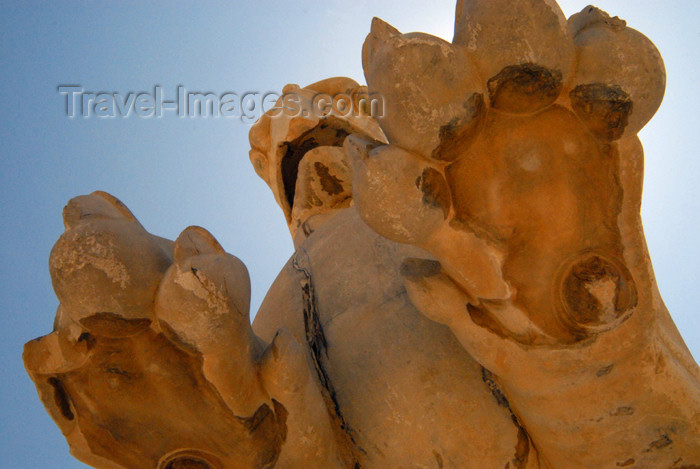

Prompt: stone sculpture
[{"left": 24, "top": 1, "right": 700, "bottom": 467}]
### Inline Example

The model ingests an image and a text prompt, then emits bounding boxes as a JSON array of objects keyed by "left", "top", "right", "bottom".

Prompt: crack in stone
[
  {"left": 292, "top": 248, "right": 365, "bottom": 468},
  {"left": 481, "top": 367, "right": 531, "bottom": 469}
]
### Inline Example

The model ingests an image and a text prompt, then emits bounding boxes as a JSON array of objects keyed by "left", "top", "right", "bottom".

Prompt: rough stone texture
[{"left": 25, "top": 1, "right": 700, "bottom": 468}]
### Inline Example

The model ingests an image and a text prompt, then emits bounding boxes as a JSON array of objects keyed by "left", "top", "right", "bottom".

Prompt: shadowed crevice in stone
[
  {"left": 292, "top": 248, "right": 365, "bottom": 468},
  {"left": 48, "top": 377, "right": 74, "bottom": 421},
  {"left": 416, "top": 168, "right": 451, "bottom": 219},
  {"left": 79, "top": 312, "right": 151, "bottom": 338},
  {"left": 432, "top": 92, "right": 485, "bottom": 162},
  {"left": 481, "top": 368, "right": 531, "bottom": 469},
  {"left": 570, "top": 83, "right": 633, "bottom": 141},
  {"left": 279, "top": 117, "right": 354, "bottom": 213},
  {"left": 646, "top": 434, "right": 673, "bottom": 452},
  {"left": 237, "top": 400, "right": 288, "bottom": 468}
]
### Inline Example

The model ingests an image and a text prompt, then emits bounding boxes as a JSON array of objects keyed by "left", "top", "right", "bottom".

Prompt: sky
[{"left": 0, "top": 1, "right": 697, "bottom": 467}]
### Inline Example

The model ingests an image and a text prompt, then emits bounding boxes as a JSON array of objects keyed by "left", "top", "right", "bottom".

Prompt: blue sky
[{"left": 1, "top": 1, "right": 697, "bottom": 467}]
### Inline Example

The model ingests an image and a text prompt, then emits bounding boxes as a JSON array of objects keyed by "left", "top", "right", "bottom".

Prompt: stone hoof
[
  {"left": 348, "top": 140, "right": 450, "bottom": 245},
  {"left": 49, "top": 192, "right": 171, "bottom": 330}
]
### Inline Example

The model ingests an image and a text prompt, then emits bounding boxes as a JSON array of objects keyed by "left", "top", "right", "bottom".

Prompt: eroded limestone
[{"left": 25, "top": 1, "right": 699, "bottom": 468}]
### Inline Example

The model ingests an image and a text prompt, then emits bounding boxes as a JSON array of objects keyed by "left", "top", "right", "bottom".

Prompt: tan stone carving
[{"left": 24, "top": 1, "right": 699, "bottom": 468}]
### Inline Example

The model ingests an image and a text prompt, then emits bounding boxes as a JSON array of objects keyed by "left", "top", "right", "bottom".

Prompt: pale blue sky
[{"left": 1, "top": 1, "right": 697, "bottom": 467}]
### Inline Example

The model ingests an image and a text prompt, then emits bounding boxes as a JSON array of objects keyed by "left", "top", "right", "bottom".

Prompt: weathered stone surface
[
  {"left": 568, "top": 6, "right": 666, "bottom": 137},
  {"left": 25, "top": 1, "right": 700, "bottom": 468},
  {"left": 49, "top": 191, "right": 172, "bottom": 327},
  {"left": 362, "top": 18, "right": 484, "bottom": 159},
  {"left": 26, "top": 192, "right": 348, "bottom": 468},
  {"left": 248, "top": 77, "right": 385, "bottom": 245},
  {"left": 453, "top": 0, "right": 575, "bottom": 113}
]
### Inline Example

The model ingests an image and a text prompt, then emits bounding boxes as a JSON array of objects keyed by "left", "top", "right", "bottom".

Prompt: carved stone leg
[
  {"left": 24, "top": 192, "right": 347, "bottom": 468},
  {"left": 352, "top": 2, "right": 700, "bottom": 467}
]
